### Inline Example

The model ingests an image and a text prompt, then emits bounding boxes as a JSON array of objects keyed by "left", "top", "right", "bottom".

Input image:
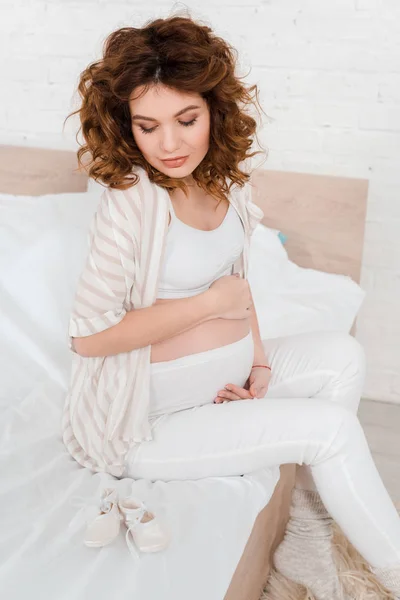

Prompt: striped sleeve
[{"left": 68, "top": 188, "right": 135, "bottom": 351}]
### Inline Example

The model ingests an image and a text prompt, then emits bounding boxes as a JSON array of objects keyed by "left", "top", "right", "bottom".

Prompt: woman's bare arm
[{"left": 72, "top": 290, "right": 217, "bottom": 358}]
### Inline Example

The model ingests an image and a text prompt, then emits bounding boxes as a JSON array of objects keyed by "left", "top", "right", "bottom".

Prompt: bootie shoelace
[
  {"left": 122, "top": 503, "right": 149, "bottom": 561},
  {"left": 98, "top": 495, "right": 115, "bottom": 515}
]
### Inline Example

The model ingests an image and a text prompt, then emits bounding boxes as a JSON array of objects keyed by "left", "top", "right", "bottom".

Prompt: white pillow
[
  {"left": 0, "top": 190, "right": 365, "bottom": 405},
  {"left": 0, "top": 191, "right": 100, "bottom": 404},
  {"left": 248, "top": 224, "right": 365, "bottom": 338}
]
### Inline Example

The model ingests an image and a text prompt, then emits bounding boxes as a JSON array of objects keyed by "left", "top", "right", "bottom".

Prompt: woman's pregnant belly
[
  {"left": 148, "top": 329, "right": 255, "bottom": 419},
  {"left": 149, "top": 297, "right": 252, "bottom": 363}
]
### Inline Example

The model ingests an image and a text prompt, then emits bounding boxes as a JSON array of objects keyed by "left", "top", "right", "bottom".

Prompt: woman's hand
[
  {"left": 214, "top": 365, "right": 272, "bottom": 403},
  {"left": 207, "top": 274, "right": 253, "bottom": 320}
]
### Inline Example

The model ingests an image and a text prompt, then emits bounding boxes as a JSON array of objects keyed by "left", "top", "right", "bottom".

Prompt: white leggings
[{"left": 123, "top": 330, "right": 400, "bottom": 570}]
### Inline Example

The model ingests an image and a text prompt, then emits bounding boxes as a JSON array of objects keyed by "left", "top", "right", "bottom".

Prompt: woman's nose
[{"left": 160, "top": 128, "right": 182, "bottom": 153}]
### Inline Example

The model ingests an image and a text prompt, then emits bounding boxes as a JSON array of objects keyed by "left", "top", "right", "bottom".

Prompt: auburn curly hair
[{"left": 64, "top": 12, "right": 268, "bottom": 207}]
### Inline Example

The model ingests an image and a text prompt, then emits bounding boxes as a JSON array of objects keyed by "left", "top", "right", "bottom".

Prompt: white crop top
[{"left": 156, "top": 193, "right": 245, "bottom": 299}]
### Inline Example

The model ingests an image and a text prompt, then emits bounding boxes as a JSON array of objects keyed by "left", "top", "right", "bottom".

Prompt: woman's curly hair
[{"left": 64, "top": 12, "right": 268, "bottom": 207}]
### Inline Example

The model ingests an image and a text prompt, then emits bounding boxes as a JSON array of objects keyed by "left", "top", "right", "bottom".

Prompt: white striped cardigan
[{"left": 62, "top": 165, "right": 264, "bottom": 477}]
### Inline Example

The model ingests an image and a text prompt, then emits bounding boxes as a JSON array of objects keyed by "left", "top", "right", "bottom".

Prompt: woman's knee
[{"left": 263, "top": 330, "right": 366, "bottom": 376}]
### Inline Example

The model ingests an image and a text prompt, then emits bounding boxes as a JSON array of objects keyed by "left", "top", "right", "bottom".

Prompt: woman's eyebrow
[{"left": 131, "top": 104, "right": 201, "bottom": 122}]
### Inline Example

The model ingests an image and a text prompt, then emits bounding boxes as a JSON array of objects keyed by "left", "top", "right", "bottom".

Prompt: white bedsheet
[
  {"left": 0, "top": 190, "right": 365, "bottom": 599},
  {"left": 0, "top": 374, "right": 280, "bottom": 599}
]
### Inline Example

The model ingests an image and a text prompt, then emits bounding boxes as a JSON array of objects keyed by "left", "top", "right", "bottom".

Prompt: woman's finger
[
  {"left": 225, "top": 383, "right": 253, "bottom": 398},
  {"left": 214, "top": 391, "right": 238, "bottom": 403},
  {"left": 214, "top": 384, "right": 253, "bottom": 403}
]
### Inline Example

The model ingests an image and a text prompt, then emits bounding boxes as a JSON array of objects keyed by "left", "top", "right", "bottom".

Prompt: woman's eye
[{"left": 139, "top": 118, "right": 197, "bottom": 135}]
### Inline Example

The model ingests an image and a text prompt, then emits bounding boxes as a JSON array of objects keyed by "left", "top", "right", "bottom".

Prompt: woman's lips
[{"left": 161, "top": 156, "right": 189, "bottom": 167}]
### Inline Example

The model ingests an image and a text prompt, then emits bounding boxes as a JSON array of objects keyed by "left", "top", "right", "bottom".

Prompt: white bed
[{"left": 0, "top": 145, "right": 368, "bottom": 600}]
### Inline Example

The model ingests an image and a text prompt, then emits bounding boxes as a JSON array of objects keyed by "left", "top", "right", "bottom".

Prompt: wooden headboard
[
  {"left": 251, "top": 169, "right": 368, "bottom": 283},
  {"left": 0, "top": 144, "right": 368, "bottom": 283}
]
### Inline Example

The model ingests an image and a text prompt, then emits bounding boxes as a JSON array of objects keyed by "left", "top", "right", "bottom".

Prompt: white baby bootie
[
  {"left": 118, "top": 495, "right": 170, "bottom": 558},
  {"left": 83, "top": 487, "right": 122, "bottom": 548}
]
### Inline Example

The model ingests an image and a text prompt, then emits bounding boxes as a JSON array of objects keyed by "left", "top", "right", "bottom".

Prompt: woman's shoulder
[
  {"left": 229, "top": 172, "right": 264, "bottom": 236},
  {"left": 93, "top": 184, "right": 142, "bottom": 240},
  {"left": 100, "top": 167, "right": 167, "bottom": 244},
  {"left": 101, "top": 166, "right": 153, "bottom": 213},
  {"left": 228, "top": 176, "right": 253, "bottom": 213}
]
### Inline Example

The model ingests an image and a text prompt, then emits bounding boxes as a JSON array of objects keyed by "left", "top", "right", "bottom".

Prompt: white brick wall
[{"left": 1, "top": 1, "right": 399, "bottom": 403}]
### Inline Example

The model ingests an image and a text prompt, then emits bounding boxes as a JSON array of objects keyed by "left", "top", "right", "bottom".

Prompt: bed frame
[{"left": 0, "top": 144, "right": 368, "bottom": 600}]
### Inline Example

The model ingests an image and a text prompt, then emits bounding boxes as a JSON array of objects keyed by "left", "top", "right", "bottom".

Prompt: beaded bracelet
[{"left": 252, "top": 364, "right": 271, "bottom": 371}]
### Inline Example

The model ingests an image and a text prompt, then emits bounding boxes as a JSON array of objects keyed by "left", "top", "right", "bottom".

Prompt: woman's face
[{"left": 129, "top": 84, "right": 210, "bottom": 180}]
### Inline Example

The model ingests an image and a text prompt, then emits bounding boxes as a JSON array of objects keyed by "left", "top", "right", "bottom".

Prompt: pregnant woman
[{"left": 63, "top": 15, "right": 400, "bottom": 600}]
